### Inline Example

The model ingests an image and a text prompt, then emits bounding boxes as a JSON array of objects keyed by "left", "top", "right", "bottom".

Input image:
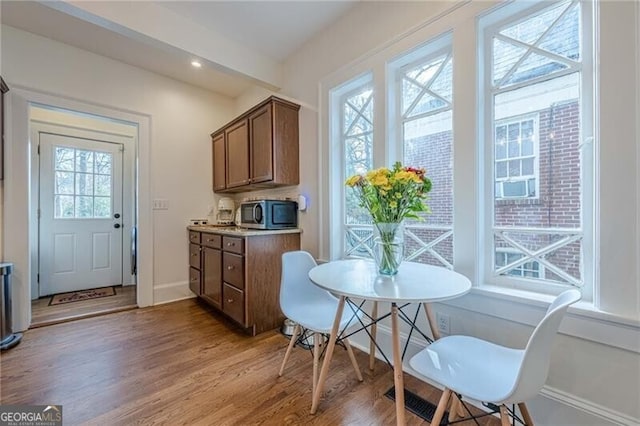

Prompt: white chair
[
  {"left": 278, "top": 251, "right": 363, "bottom": 397},
  {"left": 409, "top": 289, "right": 581, "bottom": 426}
]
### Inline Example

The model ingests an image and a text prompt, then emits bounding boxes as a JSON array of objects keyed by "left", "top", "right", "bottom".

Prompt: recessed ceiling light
[{"left": 191, "top": 60, "right": 202, "bottom": 68}]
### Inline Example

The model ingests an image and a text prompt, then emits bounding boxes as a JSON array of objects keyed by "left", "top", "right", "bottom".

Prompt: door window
[{"left": 54, "top": 146, "right": 113, "bottom": 219}]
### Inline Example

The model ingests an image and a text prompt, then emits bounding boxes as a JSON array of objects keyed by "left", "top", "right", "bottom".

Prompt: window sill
[
  {"left": 495, "top": 198, "right": 541, "bottom": 206},
  {"left": 439, "top": 284, "right": 640, "bottom": 353}
]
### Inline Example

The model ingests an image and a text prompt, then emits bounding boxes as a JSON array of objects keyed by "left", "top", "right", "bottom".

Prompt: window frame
[{"left": 479, "top": 0, "right": 595, "bottom": 299}]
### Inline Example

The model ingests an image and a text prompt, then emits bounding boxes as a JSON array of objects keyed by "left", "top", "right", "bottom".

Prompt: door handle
[
  {"left": 114, "top": 223, "right": 121, "bottom": 229},
  {"left": 114, "top": 213, "right": 121, "bottom": 219}
]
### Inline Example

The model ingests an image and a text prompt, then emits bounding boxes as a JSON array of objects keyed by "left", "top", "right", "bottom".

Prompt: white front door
[{"left": 39, "top": 133, "right": 124, "bottom": 296}]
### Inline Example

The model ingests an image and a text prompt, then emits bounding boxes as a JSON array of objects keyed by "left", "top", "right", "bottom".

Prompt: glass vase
[{"left": 372, "top": 222, "right": 404, "bottom": 276}]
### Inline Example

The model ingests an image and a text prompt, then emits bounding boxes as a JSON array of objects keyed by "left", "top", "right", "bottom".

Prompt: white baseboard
[
  {"left": 347, "top": 325, "right": 636, "bottom": 426},
  {"left": 153, "top": 281, "right": 195, "bottom": 305}
]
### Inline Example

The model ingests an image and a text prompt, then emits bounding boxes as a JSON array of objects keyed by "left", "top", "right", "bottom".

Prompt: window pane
[
  {"left": 54, "top": 195, "right": 74, "bottom": 219},
  {"left": 401, "top": 50, "right": 453, "bottom": 269},
  {"left": 95, "top": 152, "right": 112, "bottom": 175},
  {"left": 75, "top": 150, "right": 94, "bottom": 173},
  {"left": 487, "top": 2, "right": 583, "bottom": 285},
  {"left": 75, "top": 196, "right": 93, "bottom": 218},
  {"left": 494, "top": 1, "right": 579, "bottom": 89},
  {"left": 94, "top": 197, "right": 111, "bottom": 218},
  {"left": 94, "top": 175, "right": 111, "bottom": 197},
  {"left": 496, "top": 161, "right": 508, "bottom": 178},
  {"left": 344, "top": 86, "right": 374, "bottom": 227},
  {"left": 75, "top": 173, "right": 94, "bottom": 196},
  {"left": 55, "top": 171, "right": 74, "bottom": 195},
  {"left": 55, "top": 147, "right": 75, "bottom": 171}
]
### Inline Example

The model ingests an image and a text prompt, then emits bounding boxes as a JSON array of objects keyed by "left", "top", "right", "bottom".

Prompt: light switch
[{"left": 153, "top": 199, "right": 169, "bottom": 210}]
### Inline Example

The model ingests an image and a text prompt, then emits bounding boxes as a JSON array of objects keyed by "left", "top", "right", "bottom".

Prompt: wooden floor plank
[{"left": 1, "top": 299, "right": 500, "bottom": 425}]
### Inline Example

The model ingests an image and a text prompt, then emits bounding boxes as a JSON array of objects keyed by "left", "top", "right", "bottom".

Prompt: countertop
[{"left": 187, "top": 225, "right": 302, "bottom": 237}]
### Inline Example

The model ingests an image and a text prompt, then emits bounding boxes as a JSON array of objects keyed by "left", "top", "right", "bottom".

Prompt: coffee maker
[{"left": 216, "top": 197, "right": 235, "bottom": 225}]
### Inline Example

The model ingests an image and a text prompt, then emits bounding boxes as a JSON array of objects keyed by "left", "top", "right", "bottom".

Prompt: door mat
[
  {"left": 384, "top": 386, "right": 448, "bottom": 425},
  {"left": 49, "top": 286, "right": 117, "bottom": 306}
]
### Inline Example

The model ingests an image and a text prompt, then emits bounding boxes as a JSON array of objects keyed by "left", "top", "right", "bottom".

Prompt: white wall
[
  {"left": 268, "top": 1, "right": 640, "bottom": 425},
  {"left": 1, "top": 25, "right": 236, "bottom": 308}
]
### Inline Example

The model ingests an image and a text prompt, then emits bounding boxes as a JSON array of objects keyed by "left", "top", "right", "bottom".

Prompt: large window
[
  {"left": 327, "top": 0, "right": 597, "bottom": 299},
  {"left": 483, "top": 0, "right": 592, "bottom": 289},
  {"left": 342, "top": 84, "right": 375, "bottom": 258},
  {"left": 399, "top": 48, "right": 454, "bottom": 268}
]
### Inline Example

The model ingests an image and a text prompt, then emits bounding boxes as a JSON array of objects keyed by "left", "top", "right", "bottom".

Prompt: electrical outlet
[{"left": 436, "top": 312, "right": 450, "bottom": 335}]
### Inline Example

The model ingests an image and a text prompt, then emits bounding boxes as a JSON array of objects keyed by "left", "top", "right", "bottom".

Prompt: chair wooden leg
[
  {"left": 518, "top": 402, "right": 534, "bottom": 425},
  {"left": 369, "top": 301, "right": 378, "bottom": 370},
  {"left": 279, "top": 324, "right": 300, "bottom": 376},
  {"left": 448, "top": 394, "right": 460, "bottom": 422},
  {"left": 312, "top": 332, "right": 320, "bottom": 400},
  {"left": 499, "top": 405, "right": 511, "bottom": 426},
  {"left": 311, "top": 296, "right": 345, "bottom": 414},
  {"left": 423, "top": 303, "right": 441, "bottom": 341},
  {"left": 344, "top": 338, "right": 363, "bottom": 381},
  {"left": 431, "top": 388, "right": 451, "bottom": 426}
]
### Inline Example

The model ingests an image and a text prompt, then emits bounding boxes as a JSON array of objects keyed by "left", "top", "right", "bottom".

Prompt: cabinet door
[
  {"left": 212, "top": 132, "right": 226, "bottom": 191},
  {"left": 225, "top": 119, "right": 250, "bottom": 188},
  {"left": 249, "top": 104, "right": 273, "bottom": 183},
  {"left": 189, "top": 243, "right": 201, "bottom": 269},
  {"left": 189, "top": 267, "right": 201, "bottom": 295},
  {"left": 223, "top": 283, "right": 245, "bottom": 325},
  {"left": 202, "top": 247, "right": 222, "bottom": 309}
]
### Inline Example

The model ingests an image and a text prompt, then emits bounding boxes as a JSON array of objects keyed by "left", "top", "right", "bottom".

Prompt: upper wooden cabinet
[
  {"left": 225, "top": 119, "right": 250, "bottom": 188},
  {"left": 212, "top": 132, "right": 226, "bottom": 191},
  {"left": 211, "top": 96, "right": 300, "bottom": 193}
]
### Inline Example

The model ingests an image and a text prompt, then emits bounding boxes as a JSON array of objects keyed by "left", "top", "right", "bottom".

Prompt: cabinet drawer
[
  {"left": 222, "top": 236, "right": 244, "bottom": 254},
  {"left": 189, "top": 243, "right": 201, "bottom": 269},
  {"left": 202, "top": 233, "right": 221, "bottom": 249},
  {"left": 189, "top": 231, "right": 200, "bottom": 244},
  {"left": 223, "top": 252, "right": 244, "bottom": 290},
  {"left": 189, "top": 267, "right": 201, "bottom": 295},
  {"left": 223, "top": 283, "right": 245, "bottom": 325}
]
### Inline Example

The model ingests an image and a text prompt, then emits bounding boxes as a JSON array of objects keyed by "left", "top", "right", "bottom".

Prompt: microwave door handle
[{"left": 252, "top": 204, "right": 260, "bottom": 222}]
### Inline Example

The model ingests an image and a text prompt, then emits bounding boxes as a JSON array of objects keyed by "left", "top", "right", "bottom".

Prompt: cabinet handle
[
  {"left": 190, "top": 278, "right": 198, "bottom": 282},
  {"left": 227, "top": 242, "right": 234, "bottom": 247},
  {"left": 227, "top": 298, "right": 234, "bottom": 303},
  {"left": 207, "top": 239, "right": 214, "bottom": 242},
  {"left": 190, "top": 253, "right": 198, "bottom": 257},
  {"left": 227, "top": 265, "right": 234, "bottom": 270}
]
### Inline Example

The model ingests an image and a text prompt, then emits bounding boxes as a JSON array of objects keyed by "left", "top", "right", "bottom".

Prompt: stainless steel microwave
[{"left": 239, "top": 200, "right": 298, "bottom": 230}]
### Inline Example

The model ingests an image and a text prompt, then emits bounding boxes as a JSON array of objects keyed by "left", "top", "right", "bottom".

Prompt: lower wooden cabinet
[
  {"left": 187, "top": 229, "right": 300, "bottom": 336},
  {"left": 202, "top": 247, "right": 222, "bottom": 309}
]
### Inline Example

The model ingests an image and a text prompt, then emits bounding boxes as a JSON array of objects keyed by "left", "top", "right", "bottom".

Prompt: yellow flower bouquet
[{"left": 346, "top": 162, "right": 432, "bottom": 275}]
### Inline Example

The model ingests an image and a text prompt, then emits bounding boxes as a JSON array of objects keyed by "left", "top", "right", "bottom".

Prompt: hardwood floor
[
  {"left": 30, "top": 285, "right": 137, "bottom": 328},
  {"left": 1, "top": 299, "right": 500, "bottom": 425}
]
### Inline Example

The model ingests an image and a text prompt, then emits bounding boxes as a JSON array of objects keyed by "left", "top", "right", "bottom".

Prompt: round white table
[{"left": 308, "top": 259, "right": 472, "bottom": 426}]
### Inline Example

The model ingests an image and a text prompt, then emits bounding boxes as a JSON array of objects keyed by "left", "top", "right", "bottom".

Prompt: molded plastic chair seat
[
  {"left": 281, "top": 298, "right": 358, "bottom": 334},
  {"left": 409, "top": 289, "right": 581, "bottom": 426},
  {"left": 410, "top": 335, "right": 523, "bottom": 403}
]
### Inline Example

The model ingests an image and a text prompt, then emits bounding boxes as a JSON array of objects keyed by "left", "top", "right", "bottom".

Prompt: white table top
[{"left": 309, "top": 259, "right": 472, "bottom": 303}]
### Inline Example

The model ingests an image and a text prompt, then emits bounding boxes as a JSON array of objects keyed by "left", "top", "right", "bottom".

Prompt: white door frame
[
  {"left": 33, "top": 122, "right": 135, "bottom": 296},
  {"left": 4, "top": 86, "right": 153, "bottom": 331}
]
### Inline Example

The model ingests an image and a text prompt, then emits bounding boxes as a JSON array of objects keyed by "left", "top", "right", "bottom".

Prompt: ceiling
[
  {"left": 0, "top": 1, "right": 357, "bottom": 98},
  {"left": 157, "top": 1, "right": 356, "bottom": 62}
]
